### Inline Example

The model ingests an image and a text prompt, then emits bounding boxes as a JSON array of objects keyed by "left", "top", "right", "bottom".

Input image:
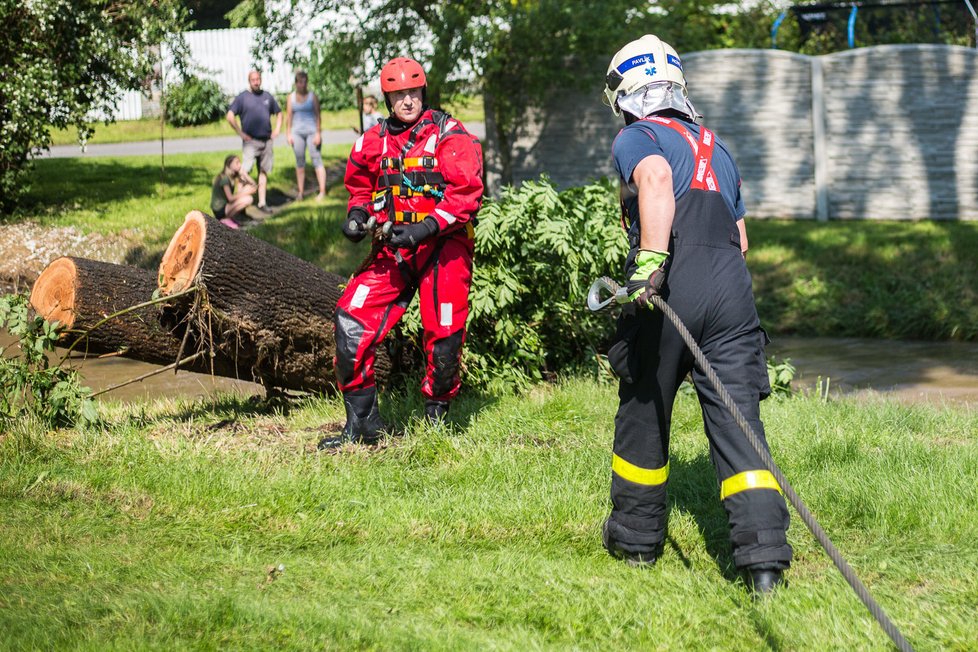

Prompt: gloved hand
[
  {"left": 342, "top": 208, "right": 370, "bottom": 242},
  {"left": 626, "top": 249, "right": 669, "bottom": 310},
  {"left": 388, "top": 216, "right": 439, "bottom": 250}
]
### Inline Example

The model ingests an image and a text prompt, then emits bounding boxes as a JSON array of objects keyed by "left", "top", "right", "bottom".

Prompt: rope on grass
[{"left": 650, "top": 294, "right": 913, "bottom": 652}]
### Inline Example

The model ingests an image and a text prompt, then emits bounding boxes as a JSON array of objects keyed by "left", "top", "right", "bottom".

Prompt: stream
[{"left": 3, "top": 333, "right": 977, "bottom": 405}]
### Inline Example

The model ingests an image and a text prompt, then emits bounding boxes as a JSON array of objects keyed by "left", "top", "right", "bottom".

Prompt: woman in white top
[{"left": 286, "top": 71, "right": 326, "bottom": 201}]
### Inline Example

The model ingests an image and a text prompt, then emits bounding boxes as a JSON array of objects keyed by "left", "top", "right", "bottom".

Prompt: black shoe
[
  {"left": 602, "top": 518, "right": 660, "bottom": 567},
  {"left": 745, "top": 568, "right": 785, "bottom": 596},
  {"left": 317, "top": 387, "right": 387, "bottom": 450},
  {"left": 424, "top": 399, "right": 450, "bottom": 424}
]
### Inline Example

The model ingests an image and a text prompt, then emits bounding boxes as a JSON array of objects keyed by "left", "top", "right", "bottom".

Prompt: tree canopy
[
  {"left": 241, "top": 0, "right": 779, "bottom": 187},
  {"left": 0, "top": 0, "right": 188, "bottom": 214}
]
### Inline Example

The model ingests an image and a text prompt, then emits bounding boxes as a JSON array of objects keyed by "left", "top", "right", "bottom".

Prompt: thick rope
[{"left": 649, "top": 294, "right": 913, "bottom": 652}]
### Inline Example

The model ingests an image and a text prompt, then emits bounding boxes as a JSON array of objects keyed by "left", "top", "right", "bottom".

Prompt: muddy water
[
  {"left": 3, "top": 331, "right": 978, "bottom": 405},
  {"left": 768, "top": 336, "right": 978, "bottom": 405},
  {"left": 1, "top": 332, "right": 262, "bottom": 402}
]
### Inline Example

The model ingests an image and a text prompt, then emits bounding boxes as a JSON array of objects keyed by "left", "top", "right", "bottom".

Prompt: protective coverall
[
  {"left": 603, "top": 114, "right": 793, "bottom": 574},
  {"left": 333, "top": 107, "right": 483, "bottom": 418}
]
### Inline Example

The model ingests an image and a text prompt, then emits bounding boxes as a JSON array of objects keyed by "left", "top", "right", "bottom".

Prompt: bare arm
[
  {"left": 632, "top": 154, "right": 675, "bottom": 252},
  {"left": 226, "top": 111, "right": 250, "bottom": 141},
  {"left": 737, "top": 218, "right": 749, "bottom": 257},
  {"left": 285, "top": 95, "right": 293, "bottom": 144},
  {"left": 237, "top": 170, "right": 256, "bottom": 188},
  {"left": 272, "top": 110, "right": 283, "bottom": 139},
  {"left": 313, "top": 94, "right": 322, "bottom": 146}
]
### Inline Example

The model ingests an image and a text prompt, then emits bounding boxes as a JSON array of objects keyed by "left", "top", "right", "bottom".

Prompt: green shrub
[
  {"left": 391, "top": 177, "right": 627, "bottom": 390},
  {"left": 165, "top": 76, "right": 228, "bottom": 127},
  {"left": 464, "top": 177, "right": 628, "bottom": 388},
  {"left": 0, "top": 294, "right": 98, "bottom": 429}
]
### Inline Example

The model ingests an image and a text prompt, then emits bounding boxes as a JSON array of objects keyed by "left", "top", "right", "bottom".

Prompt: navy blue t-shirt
[
  {"left": 611, "top": 117, "right": 746, "bottom": 236},
  {"left": 229, "top": 90, "right": 281, "bottom": 140}
]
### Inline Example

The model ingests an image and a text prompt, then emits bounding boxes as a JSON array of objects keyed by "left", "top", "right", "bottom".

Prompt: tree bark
[
  {"left": 157, "top": 210, "right": 392, "bottom": 393},
  {"left": 28, "top": 256, "right": 242, "bottom": 378}
]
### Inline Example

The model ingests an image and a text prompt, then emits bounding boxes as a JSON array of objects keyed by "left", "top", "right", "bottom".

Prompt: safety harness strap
[{"left": 642, "top": 116, "right": 720, "bottom": 192}]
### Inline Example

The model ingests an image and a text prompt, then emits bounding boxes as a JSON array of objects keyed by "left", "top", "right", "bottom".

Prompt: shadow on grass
[
  {"left": 162, "top": 389, "right": 303, "bottom": 425},
  {"left": 27, "top": 158, "right": 207, "bottom": 211},
  {"left": 749, "top": 219, "right": 978, "bottom": 343},
  {"left": 669, "top": 454, "right": 738, "bottom": 580}
]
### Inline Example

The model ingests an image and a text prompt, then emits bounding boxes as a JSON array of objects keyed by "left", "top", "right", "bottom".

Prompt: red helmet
[{"left": 380, "top": 57, "right": 427, "bottom": 93}]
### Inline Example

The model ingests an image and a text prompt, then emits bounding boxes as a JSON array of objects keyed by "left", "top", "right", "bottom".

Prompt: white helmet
[{"left": 602, "top": 34, "right": 697, "bottom": 120}]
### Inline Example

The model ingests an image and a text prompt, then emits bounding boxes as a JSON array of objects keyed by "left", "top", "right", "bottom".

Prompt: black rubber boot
[
  {"left": 602, "top": 518, "right": 661, "bottom": 568},
  {"left": 317, "top": 387, "right": 387, "bottom": 450},
  {"left": 424, "top": 399, "right": 450, "bottom": 424},
  {"left": 745, "top": 568, "right": 785, "bottom": 597}
]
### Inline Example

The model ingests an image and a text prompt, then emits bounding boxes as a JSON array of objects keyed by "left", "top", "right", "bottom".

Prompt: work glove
[
  {"left": 626, "top": 249, "right": 669, "bottom": 310},
  {"left": 388, "top": 216, "right": 439, "bottom": 250},
  {"left": 342, "top": 208, "right": 370, "bottom": 243}
]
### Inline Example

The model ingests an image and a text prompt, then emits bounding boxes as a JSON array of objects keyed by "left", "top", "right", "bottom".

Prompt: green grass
[
  {"left": 748, "top": 220, "right": 978, "bottom": 340},
  {"left": 48, "top": 97, "right": 485, "bottom": 147},
  {"left": 1, "top": 382, "right": 975, "bottom": 649}
]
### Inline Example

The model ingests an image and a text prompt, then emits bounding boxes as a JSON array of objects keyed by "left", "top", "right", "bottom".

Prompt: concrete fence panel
[{"left": 484, "top": 44, "right": 978, "bottom": 221}]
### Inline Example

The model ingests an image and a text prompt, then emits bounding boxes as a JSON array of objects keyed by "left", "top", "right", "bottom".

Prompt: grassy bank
[
  {"left": 15, "top": 154, "right": 978, "bottom": 341},
  {"left": 1, "top": 382, "right": 975, "bottom": 649},
  {"left": 48, "top": 98, "right": 485, "bottom": 147}
]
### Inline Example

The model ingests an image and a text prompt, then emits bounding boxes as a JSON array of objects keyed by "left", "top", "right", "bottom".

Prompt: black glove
[
  {"left": 342, "top": 208, "right": 370, "bottom": 242},
  {"left": 388, "top": 216, "right": 439, "bottom": 250}
]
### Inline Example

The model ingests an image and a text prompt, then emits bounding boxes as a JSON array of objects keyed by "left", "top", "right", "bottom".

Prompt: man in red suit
[{"left": 319, "top": 57, "right": 484, "bottom": 449}]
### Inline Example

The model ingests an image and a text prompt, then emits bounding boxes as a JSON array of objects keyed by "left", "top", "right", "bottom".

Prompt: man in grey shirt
[{"left": 227, "top": 70, "right": 282, "bottom": 213}]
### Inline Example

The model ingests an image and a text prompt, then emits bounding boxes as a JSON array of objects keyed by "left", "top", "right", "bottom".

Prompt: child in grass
[{"left": 211, "top": 154, "right": 257, "bottom": 228}]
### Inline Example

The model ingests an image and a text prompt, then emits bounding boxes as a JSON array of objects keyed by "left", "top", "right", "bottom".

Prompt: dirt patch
[{"left": 0, "top": 222, "right": 138, "bottom": 295}]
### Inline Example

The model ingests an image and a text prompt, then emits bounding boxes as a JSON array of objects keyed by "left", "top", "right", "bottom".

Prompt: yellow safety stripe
[
  {"left": 720, "top": 470, "right": 782, "bottom": 500},
  {"left": 611, "top": 454, "right": 669, "bottom": 486}
]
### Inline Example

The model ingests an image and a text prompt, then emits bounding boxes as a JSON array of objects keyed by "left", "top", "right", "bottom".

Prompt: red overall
[{"left": 335, "top": 109, "right": 484, "bottom": 401}]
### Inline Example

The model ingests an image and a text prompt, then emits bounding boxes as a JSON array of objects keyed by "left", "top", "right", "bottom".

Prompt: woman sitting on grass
[{"left": 210, "top": 154, "right": 257, "bottom": 228}]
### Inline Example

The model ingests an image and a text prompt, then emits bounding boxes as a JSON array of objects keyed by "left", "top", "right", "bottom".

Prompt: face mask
[{"left": 616, "top": 82, "right": 701, "bottom": 122}]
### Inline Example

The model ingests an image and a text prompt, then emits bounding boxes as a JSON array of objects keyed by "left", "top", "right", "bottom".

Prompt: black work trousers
[{"left": 604, "top": 191, "right": 792, "bottom": 570}]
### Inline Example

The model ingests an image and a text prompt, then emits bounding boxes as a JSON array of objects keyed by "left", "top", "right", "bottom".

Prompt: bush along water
[
  {"left": 395, "top": 176, "right": 800, "bottom": 394},
  {"left": 0, "top": 294, "right": 98, "bottom": 429},
  {"left": 373, "top": 176, "right": 627, "bottom": 391}
]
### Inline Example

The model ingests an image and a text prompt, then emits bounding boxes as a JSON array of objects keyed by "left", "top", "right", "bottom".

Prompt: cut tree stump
[
  {"left": 28, "top": 256, "right": 242, "bottom": 378},
  {"left": 158, "top": 210, "right": 392, "bottom": 393}
]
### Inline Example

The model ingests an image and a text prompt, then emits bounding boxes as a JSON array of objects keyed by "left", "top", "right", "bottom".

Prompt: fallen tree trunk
[
  {"left": 157, "top": 210, "right": 392, "bottom": 393},
  {"left": 28, "top": 256, "right": 242, "bottom": 378}
]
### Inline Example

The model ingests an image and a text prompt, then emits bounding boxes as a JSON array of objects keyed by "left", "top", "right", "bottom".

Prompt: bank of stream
[{"left": 4, "top": 331, "right": 978, "bottom": 406}]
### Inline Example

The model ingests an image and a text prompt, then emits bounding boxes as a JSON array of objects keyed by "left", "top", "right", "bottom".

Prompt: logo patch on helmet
[
  {"left": 644, "top": 66, "right": 657, "bottom": 77},
  {"left": 617, "top": 53, "right": 655, "bottom": 75},
  {"left": 667, "top": 54, "right": 683, "bottom": 70}
]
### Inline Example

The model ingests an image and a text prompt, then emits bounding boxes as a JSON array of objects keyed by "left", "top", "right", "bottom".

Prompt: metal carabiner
[{"left": 586, "top": 276, "right": 629, "bottom": 312}]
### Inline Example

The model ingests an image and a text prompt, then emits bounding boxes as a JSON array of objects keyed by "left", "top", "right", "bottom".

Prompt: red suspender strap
[{"left": 642, "top": 116, "right": 720, "bottom": 193}]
